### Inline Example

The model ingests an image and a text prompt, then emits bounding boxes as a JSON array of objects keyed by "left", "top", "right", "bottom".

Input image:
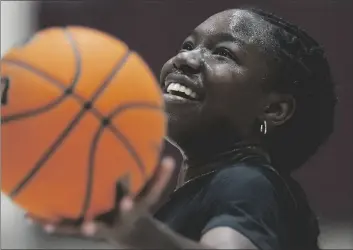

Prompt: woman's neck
[{"left": 178, "top": 141, "right": 270, "bottom": 185}]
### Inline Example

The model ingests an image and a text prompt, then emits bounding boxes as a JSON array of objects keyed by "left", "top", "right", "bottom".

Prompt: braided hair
[
  {"left": 243, "top": 8, "right": 337, "bottom": 173},
  {"left": 240, "top": 8, "right": 337, "bottom": 248}
]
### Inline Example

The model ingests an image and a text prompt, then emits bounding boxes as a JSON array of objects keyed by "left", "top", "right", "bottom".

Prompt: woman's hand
[{"left": 26, "top": 157, "right": 176, "bottom": 248}]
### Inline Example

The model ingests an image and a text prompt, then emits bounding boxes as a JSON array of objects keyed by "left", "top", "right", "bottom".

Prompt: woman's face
[{"left": 160, "top": 9, "right": 277, "bottom": 151}]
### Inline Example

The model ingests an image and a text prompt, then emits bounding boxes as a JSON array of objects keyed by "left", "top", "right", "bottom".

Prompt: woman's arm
[{"left": 114, "top": 214, "right": 257, "bottom": 249}]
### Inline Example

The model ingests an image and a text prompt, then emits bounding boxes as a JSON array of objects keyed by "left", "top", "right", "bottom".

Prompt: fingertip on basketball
[{"left": 161, "top": 157, "right": 175, "bottom": 168}]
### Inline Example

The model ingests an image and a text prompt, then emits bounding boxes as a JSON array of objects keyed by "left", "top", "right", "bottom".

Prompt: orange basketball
[{"left": 1, "top": 27, "right": 166, "bottom": 222}]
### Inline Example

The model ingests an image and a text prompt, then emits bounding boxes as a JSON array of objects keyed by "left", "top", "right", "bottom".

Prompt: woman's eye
[
  {"left": 214, "top": 47, "right": 236, "bottom": 60},
  {"left": 181, "top": 42, "right": 194, "bottom": 51}
]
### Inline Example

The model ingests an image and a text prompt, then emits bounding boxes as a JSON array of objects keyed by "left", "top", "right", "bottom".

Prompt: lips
[{"left": 163, "top": 74, "right": 204, "bottom": 101}]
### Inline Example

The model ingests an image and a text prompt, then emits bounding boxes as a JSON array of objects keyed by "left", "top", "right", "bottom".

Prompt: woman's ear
[{"left": 263, "top": 93, "right": 296, "bottom": 129}]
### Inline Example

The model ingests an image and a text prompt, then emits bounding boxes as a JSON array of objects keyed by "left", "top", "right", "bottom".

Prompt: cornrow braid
[
  {"left": 244, "top": 7, "right": 337, "bottom": 173},
  {"left": 242, "top": 8, "right": 337, "bottom": 249}
]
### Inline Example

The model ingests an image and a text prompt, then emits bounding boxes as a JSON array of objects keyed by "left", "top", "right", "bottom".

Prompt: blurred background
[{"left": 1, "top": 0, "right": 352, "bottom": 248}]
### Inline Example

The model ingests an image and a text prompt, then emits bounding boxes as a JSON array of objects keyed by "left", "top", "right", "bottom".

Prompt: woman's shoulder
[
  {"left": 209, "top": 161, "right": 279, "bottom": 189},
  {"left": 205, "top": 161, "right": 299, "bottom": 212},
  {"left": 204, "top": 161, "right": 302, "bottom": 208}
]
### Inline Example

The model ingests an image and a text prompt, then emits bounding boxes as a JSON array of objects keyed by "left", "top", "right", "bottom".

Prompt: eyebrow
[{"left": 189, "top": 30, "right": 247, "bottom": 48}]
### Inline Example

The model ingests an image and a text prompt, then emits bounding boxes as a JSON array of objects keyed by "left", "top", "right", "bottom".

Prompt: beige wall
[{"left": 1, "top": 1, "right": 37, "bottom": 57}]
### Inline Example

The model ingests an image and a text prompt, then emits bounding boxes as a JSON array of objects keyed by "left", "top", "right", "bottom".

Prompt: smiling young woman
[
  {"left": 17, "top": 6, "right": 337, "bottom": 250},
  {"left": 152, "top": 8, "right": 336, "bottom": 249}
]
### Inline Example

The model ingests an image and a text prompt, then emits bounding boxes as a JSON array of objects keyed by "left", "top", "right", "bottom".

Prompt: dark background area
[{"left": 38, "top": 0, "right": 353, "bottom": 222}]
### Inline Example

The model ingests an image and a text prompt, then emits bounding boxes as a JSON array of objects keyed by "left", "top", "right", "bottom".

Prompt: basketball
[{"left": 1, "top": 27, "right": 166, "bottom": 222}]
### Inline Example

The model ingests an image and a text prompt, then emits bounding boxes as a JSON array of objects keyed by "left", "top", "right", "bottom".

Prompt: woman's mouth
[
  {"left": 163, "top": 73, "right": 205, "bottom": 102},
  {"left": 164, "top": 82, "right": 200, "bottom": 101}
]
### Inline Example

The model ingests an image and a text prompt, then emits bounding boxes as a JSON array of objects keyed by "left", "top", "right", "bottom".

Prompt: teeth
[{"left": 166, "top": 83, "right": 198, "bottom": 99}]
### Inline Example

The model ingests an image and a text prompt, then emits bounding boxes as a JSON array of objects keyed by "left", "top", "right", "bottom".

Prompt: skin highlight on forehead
[{"left": 196, "top": 9, "right": 277, "bottom": 56}]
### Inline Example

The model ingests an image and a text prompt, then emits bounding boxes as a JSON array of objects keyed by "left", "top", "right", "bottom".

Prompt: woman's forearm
[{"left": 122, "top": 215, "right": 211, "bottom": 249}]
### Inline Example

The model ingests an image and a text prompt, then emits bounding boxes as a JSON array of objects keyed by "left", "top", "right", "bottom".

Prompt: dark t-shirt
[{"left": 154, "top": 160, "right": 319, "bottom": 250}]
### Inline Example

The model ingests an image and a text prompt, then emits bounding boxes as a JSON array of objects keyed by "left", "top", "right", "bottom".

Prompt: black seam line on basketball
[
  {"left": 79, "top": 124, "right": 105, "bottom": 219},
  {"left": 63, "top": 28, "right": 82, "bottom": 90},
  {"left": 1, "top": 60, "right": 72, "bottom": 93},
  {"left": 9, "top": 109, "right": 87, "bottom": 198},
  {"left": 106, "top": 102, "right": 164, "bottom": 178},
  {"left": 0, "top": 61, "right": 159, "bottom": 177},
  {"left": 2, "top": 94, "right": 67, "bottom": 124},
  {"left": 109, "top": 102, "right": 163, "bottom": 118},
  {"left": 1, "top": 60, "right": 99, "bottom": 123},
  {"left": 79, "top": 102, "right": 163, "bottom": 219},
  {"left": 1, "top": 27, "right": 84, "bottom": 125},
  {"left": 2, "top": 48, "right": 130, "bottom": 119},
  {"left": 8, "top": 51, "right": 131, "bottom": 198},
  {"left": 0, "top": 60, "right": 117, "bottom": 128},
  {"left": 89, "top": 51, "right": 131, "bottom": 102},
  {"left": 0, "top": 61, "right": 155, "bottom": 179},
  {"left": 1, "top": 58, "right": 139, "bottom": 133}
]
